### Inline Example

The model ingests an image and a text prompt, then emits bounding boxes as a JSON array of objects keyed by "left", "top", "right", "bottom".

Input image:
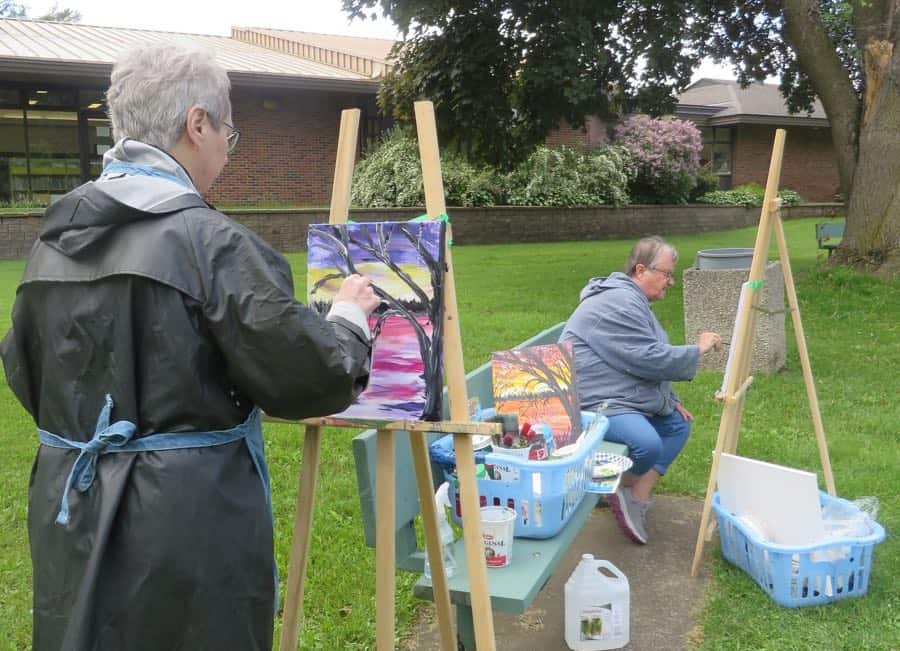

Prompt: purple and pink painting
[{"left": 307, "top": 221, "right": 446, "bottom": 423}]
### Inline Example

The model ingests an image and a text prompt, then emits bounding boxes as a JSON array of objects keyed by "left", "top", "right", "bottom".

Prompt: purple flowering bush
[{"left": 613, "top": 115, "right": 702, "bottom": 204}]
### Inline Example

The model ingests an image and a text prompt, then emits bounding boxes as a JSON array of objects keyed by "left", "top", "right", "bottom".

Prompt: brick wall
[
  {"left": 0, "top": 203, "right": 844, "bottom": 260},
  {"left": 732, "top": 125, "right": 839, "bottom": 201},
  {"left": 208, "top": 87, "right": 373, "bottom": 206},
  {"left": 544, "top": 117, "right": 609, "bottom": 148}
]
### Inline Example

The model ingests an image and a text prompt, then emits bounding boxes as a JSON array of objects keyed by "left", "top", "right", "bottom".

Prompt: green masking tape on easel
[
  {"left": 748, "top": 279, "right": 766, "bottom": 291},
  {"left": 411, "top": 212, "right": 452, "bottom": 245}
]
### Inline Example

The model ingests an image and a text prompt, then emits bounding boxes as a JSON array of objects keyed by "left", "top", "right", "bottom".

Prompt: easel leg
[
  {"left": 376, "top": 429, "right": 396, "bottom": 650},
  {"left": 409, "top": 431, "right": 457, "bottom": 650},
  {"left": 279, "top": 425, "right": 322, "bottom": 651},
  {"left": 454, "top": 433, "right": 496, "bottom": 651},
  {"left": 773, "top": 214, "right": 837, "bottom": 495}
]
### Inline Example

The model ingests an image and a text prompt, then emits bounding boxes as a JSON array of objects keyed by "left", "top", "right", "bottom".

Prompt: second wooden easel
[
  {"left": 689, "top": 128, "right": 837, "bottom": 577},
  {"left": 277, "top": 103, "right": 499, "bottom": 650}
]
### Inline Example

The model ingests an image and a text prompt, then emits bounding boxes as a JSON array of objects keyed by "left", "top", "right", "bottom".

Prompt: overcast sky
[
  {"left": 23, "top": 1, "right": 736, "bottom": 82},
  {"left": 24, "top": 0, "right": 403, "bottom": 39}
]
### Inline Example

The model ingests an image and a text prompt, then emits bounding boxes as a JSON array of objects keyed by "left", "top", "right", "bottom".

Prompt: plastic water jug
[{"left": 564, "top": 555, "right": 629, "bottom": 650}]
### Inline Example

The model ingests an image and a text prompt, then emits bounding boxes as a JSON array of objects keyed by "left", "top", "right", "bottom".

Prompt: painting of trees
[
  {"left": 307, "top": 220, "right": 446, "bottom": 422},
  {"left": 491, "top": 342, "right": 582, "bottom": 447}
]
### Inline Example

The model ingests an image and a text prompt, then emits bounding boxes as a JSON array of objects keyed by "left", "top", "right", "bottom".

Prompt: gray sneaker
[{"left": 606, "top": 488, "right": 650, "bottom": 544}]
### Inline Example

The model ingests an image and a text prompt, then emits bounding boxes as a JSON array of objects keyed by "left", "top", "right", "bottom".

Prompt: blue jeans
[{"left": 604, "top": 410, "right": 692, "bottom": 476}]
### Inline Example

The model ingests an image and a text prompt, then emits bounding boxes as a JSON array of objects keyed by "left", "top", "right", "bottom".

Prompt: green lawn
[{"left": 0, "top": 217, "right": 896, "bottom": 650}]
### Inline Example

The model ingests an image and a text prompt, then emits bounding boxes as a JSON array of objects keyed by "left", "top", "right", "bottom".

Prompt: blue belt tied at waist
[{"left": 39, "top": 394, "right": 270, "bottom": 527}]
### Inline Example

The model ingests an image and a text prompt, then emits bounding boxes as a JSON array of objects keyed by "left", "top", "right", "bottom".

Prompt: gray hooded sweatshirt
[{"left": 560, "top": 272, "right": 700, "bottom": 417}]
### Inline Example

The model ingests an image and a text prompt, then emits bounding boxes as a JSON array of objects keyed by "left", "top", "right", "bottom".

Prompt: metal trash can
[{"left": 695, "top": 248, "right": 755, "bottom": 270}]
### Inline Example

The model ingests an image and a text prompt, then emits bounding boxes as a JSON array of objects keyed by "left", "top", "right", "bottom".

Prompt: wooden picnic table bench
[{"left": 352, "top": 322, "right": 628, "bottom": 649}]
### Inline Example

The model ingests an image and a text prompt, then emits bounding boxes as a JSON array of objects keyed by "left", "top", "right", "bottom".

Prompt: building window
[
  {"left": 0, "top": 85, "right": 111, "bottom": 204},
  {"left": 24, "top": 109, "right": 81, "bottom": 203},
  {"left": 700, "top": 126, "right": 733, "bottom": 189},
  {"left": 0, "top": 107, "right": 27, "bottom": 203}
]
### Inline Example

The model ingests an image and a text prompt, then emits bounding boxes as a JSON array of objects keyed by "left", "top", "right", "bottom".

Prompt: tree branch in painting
[
  {"left": 308, "top": 221, "right": 445, "bottom": 420},
  {"left": 492, "top": 344, "right": 582, "bottom": 444}
]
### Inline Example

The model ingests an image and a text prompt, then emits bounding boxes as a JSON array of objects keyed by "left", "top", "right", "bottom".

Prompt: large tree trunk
[
  {"left": 837, "top": 42, "right": 900, "bottom": 273},
  {"left": 782, "top": 0, "right": 861, "bottom": 196}
]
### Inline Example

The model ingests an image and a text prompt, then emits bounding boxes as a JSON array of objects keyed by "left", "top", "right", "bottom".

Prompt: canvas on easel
[
  {"left": 278, "top": 105, "right": 499, "bottom": 651},
  {"left": 690, "top": 129, "right": 836, "bottom": 577},
  {"left": 307, "top": 220, "right": 447, "bottom": 422}
]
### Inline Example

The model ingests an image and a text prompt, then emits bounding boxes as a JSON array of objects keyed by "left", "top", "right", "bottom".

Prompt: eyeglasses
[
  {"left": 222, "top": 122, "right": 241, "bottom": 154},
  {"left": 650, "top": 266, "right": 676, "bottom": 281}
]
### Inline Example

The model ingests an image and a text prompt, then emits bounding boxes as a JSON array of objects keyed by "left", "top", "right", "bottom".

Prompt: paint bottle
[{"left": 564, "top": 555, "right": 629, "bottom": 650}]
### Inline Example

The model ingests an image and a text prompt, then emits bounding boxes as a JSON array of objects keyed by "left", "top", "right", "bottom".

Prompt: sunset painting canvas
[
  {"left": 492, "top": 342, "right": 582, "bottom": 448},
  {"left": 307, "top": 221, "right": 446, "bottom": 423}
]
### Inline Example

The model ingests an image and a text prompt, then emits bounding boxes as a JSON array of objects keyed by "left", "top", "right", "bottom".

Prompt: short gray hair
[
  {"left": 624, "top": 236, "right": 678, "bottom": 276},
  {"left": 106, "top": 42, "right": 232, "bottom": 151}
]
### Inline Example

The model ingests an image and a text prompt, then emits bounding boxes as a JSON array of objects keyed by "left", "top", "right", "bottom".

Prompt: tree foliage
[
  {"left": 345, "top": 0, "right": 900, "bottom": 270},
  {"left": 0, "top": 1, "right": 80, "bottom": 21},
  {"left": 344, "top": 1, "right": 709, "bottom": 167},
  {"left": 37, "top": 4, "right": 82, "bottom": 22}
]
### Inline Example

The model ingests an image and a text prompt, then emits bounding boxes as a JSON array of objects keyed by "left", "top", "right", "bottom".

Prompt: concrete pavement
[{"left": 401, "top": 495, "right": 713, "bottom": 651}]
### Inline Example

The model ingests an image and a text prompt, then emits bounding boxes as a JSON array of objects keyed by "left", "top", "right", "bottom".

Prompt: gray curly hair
[{"left": 106, "top": 42, "right": 232, "bottom": 151}]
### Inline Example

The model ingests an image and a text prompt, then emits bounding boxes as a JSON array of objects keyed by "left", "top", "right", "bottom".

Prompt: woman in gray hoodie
[{"left": 561, "top": 237, "right": 720, "bottom": 543}]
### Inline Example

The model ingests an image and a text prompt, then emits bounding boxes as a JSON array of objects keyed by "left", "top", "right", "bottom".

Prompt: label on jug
[{"left": 578, "top": 603, "right": 626, "bottom": 642}]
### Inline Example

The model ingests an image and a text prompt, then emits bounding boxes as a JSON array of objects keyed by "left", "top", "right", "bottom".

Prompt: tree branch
[{"left": 782, "top": 0, "right": 862, "bottom": 194}]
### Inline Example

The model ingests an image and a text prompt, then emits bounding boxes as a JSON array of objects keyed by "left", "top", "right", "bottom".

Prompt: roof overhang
[
  {"left": 0, "top": 57, "right": 380, "bottom": 94},
  {"left": 676, "top": 105, "right": 830, "bottom": 129},
  {"left": 0, "top": 57, "right": 111, "bottom": 85},
  {"left": 706, "top": 113, "right": 830, "bottom": 128},
  {"left": 228, "top": 71, "right": 378, "bottom": 94}
]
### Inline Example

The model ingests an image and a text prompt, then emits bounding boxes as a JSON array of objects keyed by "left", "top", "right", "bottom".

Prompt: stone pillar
[{"left": 683, "top": 261, "right": 785, "bottom": 372}]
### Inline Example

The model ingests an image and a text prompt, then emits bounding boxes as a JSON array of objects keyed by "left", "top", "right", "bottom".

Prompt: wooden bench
[
  {"left": 816, "top": 221, "right": 845, "bottom": 257},
  {"left": 352, "top": 322, "right": 628, "bottom": 649}
]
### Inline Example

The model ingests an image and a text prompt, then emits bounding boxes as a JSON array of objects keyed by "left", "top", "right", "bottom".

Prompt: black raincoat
[{"left": 1, "top": 182, "right": 371, "bottom": 650}]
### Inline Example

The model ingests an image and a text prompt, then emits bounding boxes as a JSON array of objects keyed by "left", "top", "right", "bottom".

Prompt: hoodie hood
[
  {"left": 39, "top": 140, "right": 206, "bottom": 257},
  {"left": 579, "top": 272, "right": 640, "bottom": 301},
  {"left": 99, "top": 138, "right": 199, "bottom": 207}
]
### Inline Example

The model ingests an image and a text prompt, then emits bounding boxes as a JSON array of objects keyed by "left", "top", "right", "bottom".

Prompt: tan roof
[
  {"left": 677, "top": 78, "right": 829, "bottom": 127},
  {"left": 232, "top": 27, "right": 396, "bottom": 78},
  {"left": 246, "top": 28, "right": 395, "bottom": 62},
  {"left": 0, "top": 18, "right": 377, "bottom": 90}
]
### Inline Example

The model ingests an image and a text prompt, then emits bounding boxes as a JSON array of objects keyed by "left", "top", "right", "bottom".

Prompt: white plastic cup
[{"left": 480, "top": 506, "right": 516, "bottom": 568}]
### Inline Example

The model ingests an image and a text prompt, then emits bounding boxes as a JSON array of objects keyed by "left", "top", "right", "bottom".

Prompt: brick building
[
  {"left": 0, "top": 18, "right": 392, "bottom": 207},
  {"left": 675, "top": 79, "right": 839, "bottom": 201},
  {"left": 0, "top": 17, "right": 838, "bottom": 207}
]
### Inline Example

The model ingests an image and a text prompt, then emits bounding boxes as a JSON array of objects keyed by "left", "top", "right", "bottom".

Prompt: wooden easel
[
  {"left": 277, "top": 104, "right": 499, "bottom": 651},
  {"left": 689, "top": 129, "right": 837, "bottom": 577}
]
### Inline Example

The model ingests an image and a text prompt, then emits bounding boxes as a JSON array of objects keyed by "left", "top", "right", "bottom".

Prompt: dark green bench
[
  {"left": 352, "top": 322, "right": 628, "bottom": 649},
  {"left": 816, "top": 221, "right": 845, "bottom": 257}
]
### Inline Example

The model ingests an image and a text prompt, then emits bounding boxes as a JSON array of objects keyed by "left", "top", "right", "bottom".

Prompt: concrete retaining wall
[{"left": 0, "top": 203, "right": 843, "bottom": 260}]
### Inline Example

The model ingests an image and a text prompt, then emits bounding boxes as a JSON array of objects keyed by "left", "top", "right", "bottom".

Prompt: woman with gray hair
[
  {"left": 2, "top": 43, "right": 378, "bottom": 650},
  {"left": 560, "top": 236, "right": 721, "bottom": 544}
]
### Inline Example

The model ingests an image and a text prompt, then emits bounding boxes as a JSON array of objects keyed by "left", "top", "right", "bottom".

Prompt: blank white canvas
[
  {"left": 716, "top": 452, "right": 825, "bottom": 545},
  {"left": 719, "top": 282, "right": 749, "bottom": 396}
]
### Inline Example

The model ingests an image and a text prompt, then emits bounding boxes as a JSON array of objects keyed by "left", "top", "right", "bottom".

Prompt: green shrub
[
  {"left": 689, "top": 164, "right": 720, "bottom": 202},
  {"left": 504, "top": 145, "right": 632, "bottom": 207},
  {"left": 778, "top": 189, "right": 803, "bottom": 206},
  {"left": 696, "top": 182, "right": 804, "bottom": 208},
  {"left": 350, "top": 127, "right": 502, "bottom": 207}
]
